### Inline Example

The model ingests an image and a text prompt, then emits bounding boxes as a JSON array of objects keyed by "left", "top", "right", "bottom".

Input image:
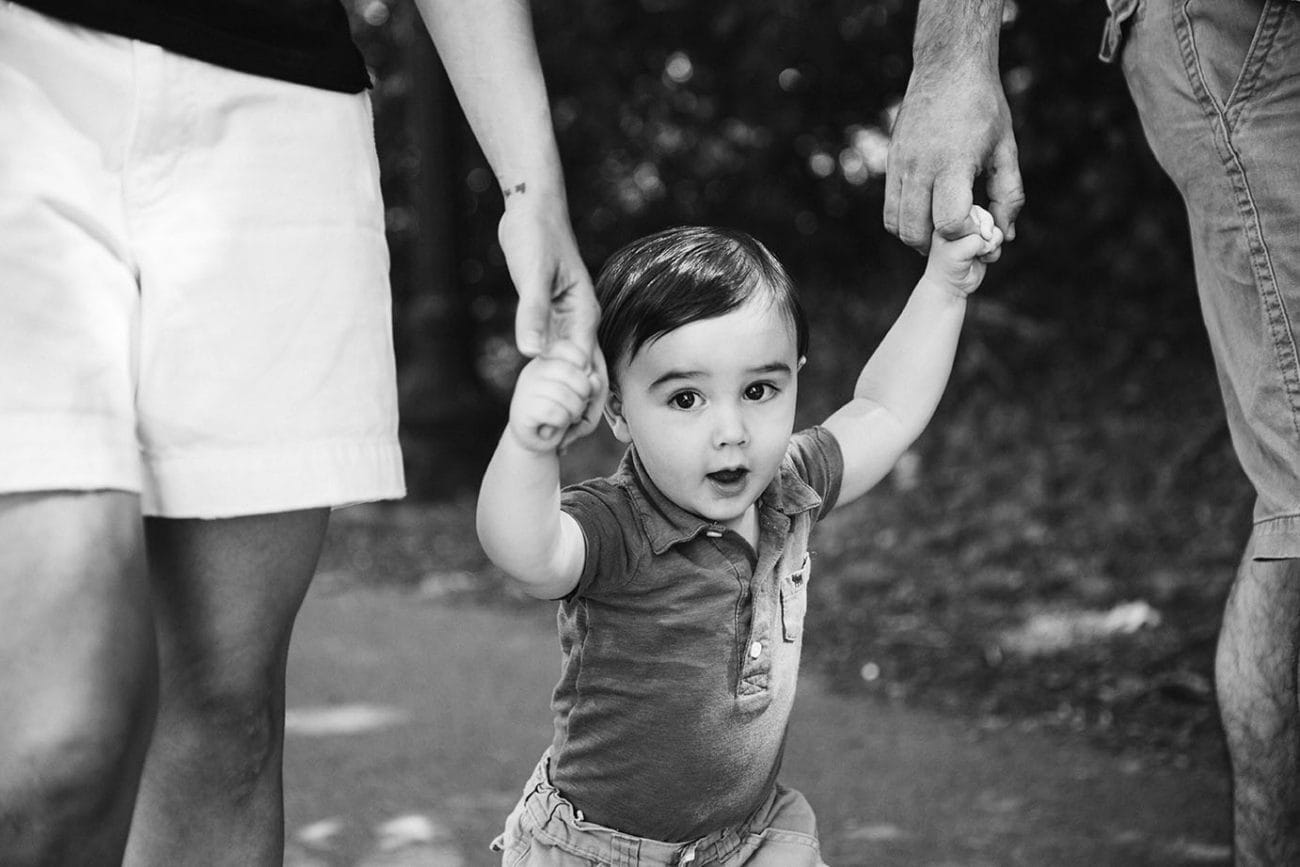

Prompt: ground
[{"left": 282, "top": 587, "right": 1232, "bottom": 866}]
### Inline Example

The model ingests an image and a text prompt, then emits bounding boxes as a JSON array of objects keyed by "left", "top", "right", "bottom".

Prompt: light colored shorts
[
  {"left": 0, "top": 2, "right": 405, "bottom": 517},
  {"left": 491, "top": 752, "right": 827, "bottom": 867},
  {"left": 1103, "top": 0, "right": 1300, "bottom": 556}
]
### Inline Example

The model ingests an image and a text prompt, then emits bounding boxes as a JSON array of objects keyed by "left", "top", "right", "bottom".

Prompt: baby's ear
[
  {"left": 798, "top": 355, "right": 807, "bottom": 372},
  {"left": 603, "top": 390, "right": 632, "bottom": 444}
]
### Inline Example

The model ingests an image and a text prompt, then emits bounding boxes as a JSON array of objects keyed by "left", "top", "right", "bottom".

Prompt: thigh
[
  {"left": 1123, "top": 0, "right": 1300, "bottom": 554},
  {"left": 144, "top": 508, "right": 329, "bottom": 699},
  {"left": 0, "top": 492, "right": 154, "bottom": 737}
]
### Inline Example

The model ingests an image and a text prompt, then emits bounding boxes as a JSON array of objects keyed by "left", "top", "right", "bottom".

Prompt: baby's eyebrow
[
  {"left": 648, "top": 361, "right": 793, "bottom": 390},
  {"left": 749, "top": 362, "right": 794, "bottom": 377},
  {"left": 648, "top": 369, "right": 704, "bottom": 390}
]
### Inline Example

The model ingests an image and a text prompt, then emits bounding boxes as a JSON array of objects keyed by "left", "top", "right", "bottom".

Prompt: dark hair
[{"left": 595, "top": 226, "right": 809, "bottom": 381}]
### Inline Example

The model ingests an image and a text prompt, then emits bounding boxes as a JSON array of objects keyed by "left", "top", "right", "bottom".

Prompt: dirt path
[{"left": 283, "top": 587, "right": 1231, "bottom": 866}]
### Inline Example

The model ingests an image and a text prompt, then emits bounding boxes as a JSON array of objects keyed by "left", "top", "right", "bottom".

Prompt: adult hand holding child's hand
[
  {"left": 507, "top": 338, "right": 600, "bottom": 453},
  {"left": 498, "top": 194, "right": 608, "bottom": 448},
  {"left": 922, "top": 204, "right": 1004, "bottom": 298}
]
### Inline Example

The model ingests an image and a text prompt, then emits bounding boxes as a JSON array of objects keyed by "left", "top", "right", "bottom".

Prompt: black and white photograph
[{"left": 2, "top": 0, "right": 1297, "bottom": 864}]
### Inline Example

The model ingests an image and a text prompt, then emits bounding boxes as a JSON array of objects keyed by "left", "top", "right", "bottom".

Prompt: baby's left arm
[{"left": 822, "top": 206, "right": 1002, "bottom": 508}]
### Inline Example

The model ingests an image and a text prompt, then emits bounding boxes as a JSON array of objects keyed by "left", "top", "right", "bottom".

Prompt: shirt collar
[{"left": 618, "top": 445, "right": 823, "bottom": 556}]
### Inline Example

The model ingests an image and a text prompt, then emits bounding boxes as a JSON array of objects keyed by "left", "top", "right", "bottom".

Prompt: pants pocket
[{"left": 1180, "top": 0, "right": 1291, "bottom": 120}]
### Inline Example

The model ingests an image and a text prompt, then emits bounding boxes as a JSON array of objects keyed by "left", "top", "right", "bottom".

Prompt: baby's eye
[
  {"left": 743, "top": 383, "right": 774, "bottom": 401},
  {"left": 670, "top": 391, "right": 699, "bottom": 410}
]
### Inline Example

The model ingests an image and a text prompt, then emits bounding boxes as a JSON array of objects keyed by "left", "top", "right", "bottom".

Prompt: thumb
[
  {"left": 513, "top": 276, "right": 551, "bottom": 358},
  {"left": 560, "top": 274, "right": 599, "bottom": 362}
]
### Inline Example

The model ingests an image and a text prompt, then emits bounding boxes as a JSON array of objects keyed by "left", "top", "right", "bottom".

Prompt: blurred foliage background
[
  {"left": 326, "top": 0, "right": 1252, "bottom": 758},
  {"left": 347, "top": 0, "right": 1209, "bottom": 498}
]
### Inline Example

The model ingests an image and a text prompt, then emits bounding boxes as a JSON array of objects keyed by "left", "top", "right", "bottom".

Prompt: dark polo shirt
[{"left": 552, "top": 426, "right": 844, "bottom": 842}]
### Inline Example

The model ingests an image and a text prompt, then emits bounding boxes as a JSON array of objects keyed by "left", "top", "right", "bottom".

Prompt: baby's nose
[{"left": 712, "top": 405, "right": 749, "bottom": 447}]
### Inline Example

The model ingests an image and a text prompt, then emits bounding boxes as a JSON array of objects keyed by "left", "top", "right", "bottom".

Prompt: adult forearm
[
  {"left": 912, "top": 0, "right": 1003, "bottom": 73},
  {"left": 413, "top": 0, "right": 566, "bottom": 197}
]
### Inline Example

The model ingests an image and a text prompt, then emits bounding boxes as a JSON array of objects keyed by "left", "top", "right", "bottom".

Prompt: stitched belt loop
[{"left": 612, "top": 833, "right": 640, "bottom": 867}]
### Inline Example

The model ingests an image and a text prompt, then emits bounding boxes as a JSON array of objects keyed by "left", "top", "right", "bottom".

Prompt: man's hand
[
  {"left": 498, "top": 191, "right": 607, "bottom": 446},
  {"left": 885, "top": 40, "right": 1024, "bottom": 252},
  {"left": 922, "top": 205, "right": 1003, "bottom": 297}
]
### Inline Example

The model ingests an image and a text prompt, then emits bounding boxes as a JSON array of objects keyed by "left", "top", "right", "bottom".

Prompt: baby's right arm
[{"left": 476, "top": 341, "right": 595, "bottom": 599}]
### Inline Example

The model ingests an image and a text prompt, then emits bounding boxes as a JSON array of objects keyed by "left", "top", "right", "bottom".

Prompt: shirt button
[{"left": 749, "top": 641, "right": 762, "bottom": 659}]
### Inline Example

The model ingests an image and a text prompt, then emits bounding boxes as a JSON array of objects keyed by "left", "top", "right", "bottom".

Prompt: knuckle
[{"left": 899, "top": 229, "right": 930, "bottom": 250}]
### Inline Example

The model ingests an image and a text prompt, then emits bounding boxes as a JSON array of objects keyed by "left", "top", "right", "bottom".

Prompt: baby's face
[{"left": 607, "top": 296, "right": 801, "bottom": 534}]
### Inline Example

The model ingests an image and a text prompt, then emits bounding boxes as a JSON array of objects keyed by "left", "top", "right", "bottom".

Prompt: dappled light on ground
[{"left": 286, "top": 705, "right": 411, "bottom": 737}]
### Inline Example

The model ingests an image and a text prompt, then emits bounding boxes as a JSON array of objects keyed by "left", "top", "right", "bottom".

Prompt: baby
[{"left": 477, "top": 208, "right": 1002, "bottom": 866}]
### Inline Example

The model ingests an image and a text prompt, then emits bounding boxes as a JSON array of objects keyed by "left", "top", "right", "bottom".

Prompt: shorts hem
[
  {"left": 1252, "top": 514, "right": 1300, "bottom": 559},
  {"left": 140, "top": 438, "right": 406, "bottom": 519},
  {"left": 0, "top": 415, "right": 141, "bottom": 496}
]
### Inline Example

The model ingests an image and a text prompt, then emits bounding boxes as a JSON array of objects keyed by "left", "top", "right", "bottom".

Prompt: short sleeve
[
  {"left": 560, "top": 479, "right": 642, "bottom": 599},
  {"left": 786, "top": 426, "right": 845, "bottom": 521}
]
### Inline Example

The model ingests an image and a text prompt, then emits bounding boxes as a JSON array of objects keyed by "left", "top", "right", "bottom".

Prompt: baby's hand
[
  {"left": 508, "top": 339, "right": 600, "bottom": 453},
  {"left": 923, "top": 205, "right": 1004, "bottom": 298}
]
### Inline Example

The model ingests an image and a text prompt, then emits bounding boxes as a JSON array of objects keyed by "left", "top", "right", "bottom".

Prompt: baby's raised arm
[
  {"left": 822, "top": 206, "right": 1002, "bottom": 508},
  {"left": 476, "top": 340, "right": 596, "bottom": 599}
]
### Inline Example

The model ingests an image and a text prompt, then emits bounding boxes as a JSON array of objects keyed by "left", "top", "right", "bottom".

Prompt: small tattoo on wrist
[{"left": 503, "top": 182, "right": 527, "bottom": 199}]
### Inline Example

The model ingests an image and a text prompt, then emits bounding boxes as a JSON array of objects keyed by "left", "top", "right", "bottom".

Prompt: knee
[
  {"left": 0, "top": 683, "right": 155, "bottom": 838},
  {"left": 158, "top": 680, "right": 282, "bottom": 795}
]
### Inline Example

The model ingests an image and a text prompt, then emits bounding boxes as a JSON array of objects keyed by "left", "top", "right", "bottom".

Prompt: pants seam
[
  {"left": 1257, "top": 512, "right": 1300, "bottom": 528},
  {"left": 1176, "top": 0, "right": 1300, "bottom": 447},
  {"left": 1224, "top": 1, "right": 1287, "bottom": 128}
]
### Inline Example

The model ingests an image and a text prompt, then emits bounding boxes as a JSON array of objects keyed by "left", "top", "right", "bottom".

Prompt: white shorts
[{"left": 0, "top": 2, "right": 405, "bottom": 517}]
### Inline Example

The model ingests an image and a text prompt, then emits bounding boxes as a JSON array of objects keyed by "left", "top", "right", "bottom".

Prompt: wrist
[
  {"left": 916, "top": 272, "right": 972, "bottom": 305},
  {"left": 498, "top": 164, "right": 569, "bottom": 212},
  {"left": 912, "top": 0, "right": 1003, "bottom": 73}
]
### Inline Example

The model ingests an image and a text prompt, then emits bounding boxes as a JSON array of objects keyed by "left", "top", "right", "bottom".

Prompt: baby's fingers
[
  {"left": 542, "top": 338, "right": 591, "bottom": 371},
  {"left": 515, "top": 401, "right": 572, "bottom": 451},
  {"left": 514, "top": 386, "right": 588, "bottom": 451},
  {"left": 976, "top": 225, "right": 1004, "bottom": 263},
  {"left": 529, "top": 348, "right": 595, "bottom": 401},
  {"left": 941, "top": 231, "right": 992, "bottom": 261},
  {"left": 530, "top": 362, "right": 594, "bottom": 423},
  {"left": 512, "top": 351, "right": 596, "bottom": 451}
]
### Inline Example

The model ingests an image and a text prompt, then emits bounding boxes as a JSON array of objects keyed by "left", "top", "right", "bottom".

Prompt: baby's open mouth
[{"left": 707, "top": 468, "right": 748, "bottom": 485}]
